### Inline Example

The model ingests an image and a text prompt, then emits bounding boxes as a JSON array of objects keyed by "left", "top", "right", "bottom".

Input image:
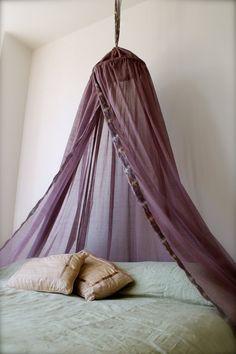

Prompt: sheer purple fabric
[{"left": 0, "top": 47, "right": 235, "bottom": 329}]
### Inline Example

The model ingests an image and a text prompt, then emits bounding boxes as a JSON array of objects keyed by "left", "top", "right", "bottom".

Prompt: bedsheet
[{"left": 1, "top": 262, "right": 235, "bottom": 354}]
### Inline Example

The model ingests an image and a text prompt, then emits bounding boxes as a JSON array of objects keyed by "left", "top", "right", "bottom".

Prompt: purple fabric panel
[
  {"left": 106, "top": 145, "right": 116, "bottom": 259},
  {"left": 76, "top": 116, "right": 104, "bottom": 251},
  {"left": 93, "top": 47, "right": 236, "bottom": 328},
  {"left": 83, "top": 119, "right": 171, "bottom": 261}
]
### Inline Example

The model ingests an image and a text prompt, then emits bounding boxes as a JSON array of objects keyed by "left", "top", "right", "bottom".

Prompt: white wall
[
  {"left": 0, "top": 33, "right": 32, "bottom": 246},
  {"left": 14, "top": 0, "right": 236, "bottom": 258}
]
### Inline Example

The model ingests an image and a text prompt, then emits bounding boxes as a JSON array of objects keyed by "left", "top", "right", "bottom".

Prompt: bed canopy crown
[{"left": 0, "top": 0, "right": 235, "bottom": 330}]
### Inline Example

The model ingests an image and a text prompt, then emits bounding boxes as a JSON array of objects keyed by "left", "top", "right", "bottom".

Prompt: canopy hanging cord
[{"left": 115, "top": 0, "right": 121, "bottom": 47}]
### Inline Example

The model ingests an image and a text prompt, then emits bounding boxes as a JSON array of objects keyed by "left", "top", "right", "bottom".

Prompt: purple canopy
[{"left": 0, "top": 47, "right": 235, "bottom": 329}]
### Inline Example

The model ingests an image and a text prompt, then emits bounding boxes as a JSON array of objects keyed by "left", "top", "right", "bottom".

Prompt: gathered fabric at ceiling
[{"left": 0, "top": 47, "right": 235, "bottom": 329}]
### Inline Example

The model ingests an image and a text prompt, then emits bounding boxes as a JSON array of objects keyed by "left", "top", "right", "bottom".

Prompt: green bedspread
[{"left": 1, "top": 262, "right": 235, "bottom": 354}]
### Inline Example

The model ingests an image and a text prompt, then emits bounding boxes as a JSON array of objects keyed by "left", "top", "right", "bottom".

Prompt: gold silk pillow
[
  {"left": 74, "top": 253, "right": 133, "bottom": 301},
  {"left": 7, "top": 251, "right": 88, "bottom": 295}
]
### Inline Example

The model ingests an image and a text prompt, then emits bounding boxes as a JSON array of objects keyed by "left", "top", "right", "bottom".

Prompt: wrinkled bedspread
[{"left": 1, "top": 264, "right": 235, "bottom": 354}]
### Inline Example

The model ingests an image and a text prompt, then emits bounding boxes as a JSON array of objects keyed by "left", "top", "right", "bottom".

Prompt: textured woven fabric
[
  {"left": 75, "top": 254, "right": 133, "bottom": 300},
  {"left": 1, "top": 261, "right": 236, "bottom": 354},
  {"left": 7, "top": 251, "right": 87, "bottom": 294}
]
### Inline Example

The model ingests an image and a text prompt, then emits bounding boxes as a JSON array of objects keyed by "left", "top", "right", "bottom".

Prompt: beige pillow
[
  {"left": 74, "top": 253, "right": 133, "bottom": 301},
  {"left": 7, "top": 251, "right": 88, "bottom": 295}
]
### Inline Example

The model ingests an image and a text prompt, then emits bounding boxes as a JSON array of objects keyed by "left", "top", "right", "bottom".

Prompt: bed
[{"left": 1, "top": 261, "right": 235, "bottom": 354}]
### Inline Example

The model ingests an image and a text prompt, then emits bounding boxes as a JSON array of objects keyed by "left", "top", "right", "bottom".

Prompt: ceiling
[{"left": 0, "top": 0, "right": 146, "bottom": 49}]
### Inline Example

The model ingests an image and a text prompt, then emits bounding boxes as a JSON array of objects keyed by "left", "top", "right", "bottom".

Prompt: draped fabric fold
[{"left": 0, "top": 47, "right": 235, "bottom": 329}]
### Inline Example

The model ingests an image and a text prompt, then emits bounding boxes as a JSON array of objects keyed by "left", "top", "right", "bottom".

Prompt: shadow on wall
[{"left": 157, "top": 78, "right": 235, "bottom": 257}]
